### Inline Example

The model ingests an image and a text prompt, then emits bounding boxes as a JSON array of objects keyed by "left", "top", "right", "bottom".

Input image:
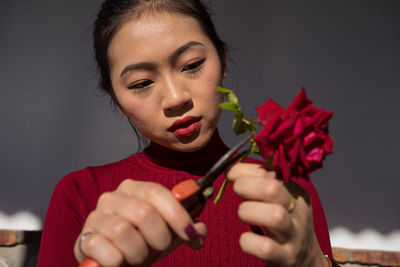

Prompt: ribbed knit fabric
[{"left": 38, "top": 130, "right": 331, "bottom": 266}]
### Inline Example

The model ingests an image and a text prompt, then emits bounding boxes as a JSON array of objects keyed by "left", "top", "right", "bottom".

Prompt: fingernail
[{"left": 184, "top": 224, "right": 199, "bottom": 241}]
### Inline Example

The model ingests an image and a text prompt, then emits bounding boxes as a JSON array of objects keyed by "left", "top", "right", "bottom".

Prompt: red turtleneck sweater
[{"left": 38, "top": 131, "right": 331, "bottom": 266}]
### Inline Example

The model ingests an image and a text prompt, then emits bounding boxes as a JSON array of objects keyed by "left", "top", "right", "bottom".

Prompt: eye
[
  {"left": 182, "top": 58, "right": 206, "bottom": 72},
  {"left": 128, "top": 80, "right": 153, "bottom": 90}
]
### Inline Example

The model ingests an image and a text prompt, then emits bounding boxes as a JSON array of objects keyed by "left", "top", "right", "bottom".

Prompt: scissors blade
[{"left": 197, "top": 133, "right": 253, "bottom": 189}]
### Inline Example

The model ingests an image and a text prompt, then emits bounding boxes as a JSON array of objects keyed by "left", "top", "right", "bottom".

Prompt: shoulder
[
  {"left": 47, "top": 153, "right": 145, "bottom": 218},
  {"left": 56, "top": 153, "right": 145, "bottom": 194},
  {"left": 52, "top": 153, "right": 146, "bottom": 204}
]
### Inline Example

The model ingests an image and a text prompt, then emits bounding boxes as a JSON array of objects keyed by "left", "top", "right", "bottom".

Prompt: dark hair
[{"left": 93, "top": 0, "right": 226, "bottom": 97}]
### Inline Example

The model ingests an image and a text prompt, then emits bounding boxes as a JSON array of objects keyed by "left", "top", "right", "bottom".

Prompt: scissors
[{"left": 79, "top": 133, "right": 253, "bottom": 267}]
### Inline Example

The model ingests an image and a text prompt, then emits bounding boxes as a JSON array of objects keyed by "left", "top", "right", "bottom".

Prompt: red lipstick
[{"left": 168, "top": 116, "right": 201, "bottom": 137}]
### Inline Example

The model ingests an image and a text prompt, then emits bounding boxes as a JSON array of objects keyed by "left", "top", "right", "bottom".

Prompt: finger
[
  {"left": 227, "top": 163, "right": 272, "bottom": 182},
  {"left": 117, "top": 180, "right": 196, "bottom": 241},
  {"left": 75, "top": 232, "right": 124, "bottom": 266},
  {"left": 233, "top": 175, "right": 293, "bottom": 208},
  {"left": 157, "top": 221, "right": 207, "bottom": 261},
  {"left": 238, "top": 201, "right": 294, "bottom": 241},
  {"left": 90, "top": 213, "right": 149, "bottom": 265},
  {"left": 239, "top": 232, "right": 288, "bottom": 265},
  {"left": 186, "top": 221, "right": 207, "bottom": 250},
  {"left": 98, "top": 192, "right": 172, "bottom": 251}
]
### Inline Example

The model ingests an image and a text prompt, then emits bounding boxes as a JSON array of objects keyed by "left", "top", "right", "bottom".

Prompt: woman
[{"left": 38, "top": 0, "right": 334, "bottom": 266}]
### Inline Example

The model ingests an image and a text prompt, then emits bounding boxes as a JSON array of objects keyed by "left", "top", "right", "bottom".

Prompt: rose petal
[
  {"left": 293, "top": 116, "right": 305, "bottom": 137},
  {"left": 269, "top": 112, "right": 297, "bottom": 141},
  {"left": 254, "top": 127, "right": 274, "bottom": 159},
  {"left": 254, "top": 88, "right": 333, "bottom": 182},
  {"left": 306, "top": 147, "right": 324, "bottom": 162},
  {"left": 302, "top": 105, "right": 319, "bottom": 116},
  {"left": 256, "top": 99, "right": 284, "bottom": 126},
  {"left": 278, "top": 144, "right": 291, "bottom": 181},
  {"left": 255, "top": 114, "right": 281, "bottom": 141},
  {"left": 303, "top": 106, "right": 333, "bottom": 130},
  {"left": 287, "top": 88, "right": 313, "bottom": 112},
  {"left": 316, "top": 111, "right": 333, "bottom": 130},
  {"left": 323, "top": 137, "right": 334, "bottom": 155},
  {"left": 304, "top": 131, "right": 317, "bottom": 147},
  {"left": 288, "top": 138, "right": 301, "bottom": 163},
  {"left": 299, "top": 144, "right": 310, "bottom": 169}
]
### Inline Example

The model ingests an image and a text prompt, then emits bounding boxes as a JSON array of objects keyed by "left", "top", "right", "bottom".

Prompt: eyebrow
[{"left": 120, "top": 41, "right": 204, "bottom": 77}]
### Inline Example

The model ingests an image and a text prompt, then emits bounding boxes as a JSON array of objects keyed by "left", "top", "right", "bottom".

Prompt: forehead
[{"left": 108, "top": 12, "right": 210, "bottom": 64}]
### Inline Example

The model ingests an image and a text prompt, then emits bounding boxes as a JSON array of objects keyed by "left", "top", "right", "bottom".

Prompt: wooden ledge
[
  {"left": 333, "top": 247, "right": 400, "bottom": 266},
  {"left": 0, "top": 230, "right": 41, "bottom": 246}
]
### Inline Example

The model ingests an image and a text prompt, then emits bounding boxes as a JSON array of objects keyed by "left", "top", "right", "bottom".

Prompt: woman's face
[{"left": 108, "top": 12, "right": 224, "bottom": 152}]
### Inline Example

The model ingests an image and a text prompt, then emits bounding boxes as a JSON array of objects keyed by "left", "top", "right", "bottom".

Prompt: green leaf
[
  {"left": 219, "top": 102, "right": 240, "bottom": 113},
  {"left": 214, "top": 86, "right": 263, "bottom": 205},
  {"left": 216, "top": 86, "right": 233, "bottom": 94},
  {"left": 233, "top": 118, "right": 247, "bottom": 135},
  {"left": 226, "top": 92, "right": 239, "bottom": 105},
  {"left": 217, "top": 86, "right": 240, "bottom": 105}
]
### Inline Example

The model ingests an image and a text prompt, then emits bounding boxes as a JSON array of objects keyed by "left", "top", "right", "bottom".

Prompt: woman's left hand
[{"left": 226, "top": 163, "right": 328, "bottom": 267}]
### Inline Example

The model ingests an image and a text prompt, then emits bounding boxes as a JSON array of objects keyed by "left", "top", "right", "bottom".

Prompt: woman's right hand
[{"left": 73, "top": 179, "right": 206, "bottom": 266}]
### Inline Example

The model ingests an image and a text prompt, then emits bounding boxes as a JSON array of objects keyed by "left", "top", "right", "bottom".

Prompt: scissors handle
[
  {"left": 79, "top": 260, "right": 100, "bottom": 267},
  {"left": 171, "top": 179, "right": 200, "bottom": 201},
  {"left": 79, "top": 179, "right": 204, "bottom": 267},
  {"left": 171, "top": 179, "right": 206, "bottom": 217}
]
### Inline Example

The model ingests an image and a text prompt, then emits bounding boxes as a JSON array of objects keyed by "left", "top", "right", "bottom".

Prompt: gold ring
[
  {"left": 287, "top": 196, "right": 296, "bottom": 213},
  {"left": 78, "top": 231, "right": 94, "bottom": 257}
]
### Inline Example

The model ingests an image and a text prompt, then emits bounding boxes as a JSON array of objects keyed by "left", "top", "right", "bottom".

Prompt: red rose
[{"left": 254, "top": 88, "right": 334, "bottom": 181}]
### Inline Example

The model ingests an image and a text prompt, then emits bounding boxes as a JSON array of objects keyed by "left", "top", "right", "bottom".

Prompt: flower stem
[
  {"left": 213, "top": 179, "right": 228, "bottom": 204},
  {"left": 242, "top": 118, "right": 250, "bottom": 125},
  {"left": 213, "top": 149, "right": 251, "bottom": 204}
]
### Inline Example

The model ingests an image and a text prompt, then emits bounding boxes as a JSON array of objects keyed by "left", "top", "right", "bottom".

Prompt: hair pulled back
[{"left": 93, "top": 0, "right": 226, "bottom": 96}]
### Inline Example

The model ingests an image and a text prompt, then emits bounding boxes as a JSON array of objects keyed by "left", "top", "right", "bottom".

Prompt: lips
[{"left": 168, "top": 116, "right": 201, "bottom": 137}]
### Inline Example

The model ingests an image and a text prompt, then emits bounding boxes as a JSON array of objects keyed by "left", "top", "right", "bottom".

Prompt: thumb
[
  {"left": 157, "top": 221, "right": 207, "bottom": 261},
  {"left": 186, "top": 221, "right": 207, "bottom": 250}
]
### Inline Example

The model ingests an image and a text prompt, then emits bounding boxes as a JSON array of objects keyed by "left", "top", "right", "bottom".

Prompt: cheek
[
  {"left": 116, "top": 95, "right": 154, "bottom": 129},
  {"left": 205, "top": 76, "right": 224, "bottom": 106},
  {"left": 125, "top": 107, "right": 160, "bottom": 138},
  {"left": 199, "top": 60, "right": 224, "bottom": 102}
]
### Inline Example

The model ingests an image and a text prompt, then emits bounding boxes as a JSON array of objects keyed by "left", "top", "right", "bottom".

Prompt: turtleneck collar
[{"left": 143, "top": 129, "right": 229, "bottom": 176}]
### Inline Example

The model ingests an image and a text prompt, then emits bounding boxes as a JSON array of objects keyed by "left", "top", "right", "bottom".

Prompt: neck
[{"left": 143, "top": 129, "right": 229, "bottom": 176}]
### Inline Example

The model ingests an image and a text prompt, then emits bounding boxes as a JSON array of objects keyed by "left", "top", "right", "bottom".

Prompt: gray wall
[{"left": 1, "top": 1, "right": 399, "bottom": 233}]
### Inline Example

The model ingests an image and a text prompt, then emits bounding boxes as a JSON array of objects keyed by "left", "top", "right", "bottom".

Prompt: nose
[{"left": 161, "top": 77, "right": 192, "bottom": 115}]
